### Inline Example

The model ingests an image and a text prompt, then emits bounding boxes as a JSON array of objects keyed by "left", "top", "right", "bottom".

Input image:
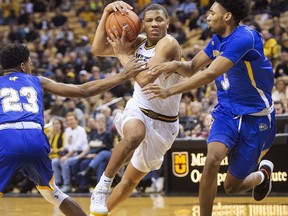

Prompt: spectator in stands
[
  {"left": 251, "top": 0, "right": 269, "bottom": 14},
  {"left": 179, "top": 102, "right": 197, "bottom": 137},
  {"left": 100, "top": 105, "right": 114, "bottom": 133},
  {"left": 191, "top": 113, "right": 212, "bottom": 139},
  {"left": 64, "top": 98, "right": 86, "bottom": 127},
  {"left": 32, "top": 0, "right": 47, "bottom": 13},
  {"left": 241, "top": 15, "right": 262, "bottom": 32},
  {"left": 269, "top": 17, "right": 285, "bottom": 41},
  {"left": 275, "top": 50, "right": 288, "bottom": 79},
  {"left": 201, "top": 88, "right": 218, "bottom": 112},
  {"left": 59, "top": 0, "right": 72, "bottom": 12},
  {"left": 169, "top": 20, "right": 187, "bottom": 45},
  {"left": 8, "top": 24, "right": 23, "bottom": 43},
  {"left": 48, "top": 117, "right": 65, "bottom": 160},
  {"left": 272, "top": 77, "right": 288, "bottom": 103},
  {"left": 76, "top": 113, "right": 114, "bottom": 193},
  {"left": 78, "top": 4, "right": 97, "bottom": 27},
  {"left": 51, "top": 8, "right": 67, "bottom": 28},
  {"left": 262, "top": 29, "right": 281, "bottom": 67},
  {"left": 52, "top": 112, "right": 89, "bottom": 193},
  {"left": 274, "top": 100, "right": 286, "bottom": 114},
  {"left": 50, "top": 96, "right": 67, "bottom": 118},
  {"left": 34, "top": 12, "right": 52, "bottom": 30},
  {"left": 55, "top": 23, "right": 74, "bottom": 43}
]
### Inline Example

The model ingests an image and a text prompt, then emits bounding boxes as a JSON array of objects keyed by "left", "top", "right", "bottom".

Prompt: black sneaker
[{"left": 252, "top": 160, "right": 274, "bottom": 201}]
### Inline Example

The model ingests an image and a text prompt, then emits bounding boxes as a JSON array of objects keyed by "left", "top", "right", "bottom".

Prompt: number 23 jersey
[{"left": 0, "top": 72, "right": 44, "bottom": 127}]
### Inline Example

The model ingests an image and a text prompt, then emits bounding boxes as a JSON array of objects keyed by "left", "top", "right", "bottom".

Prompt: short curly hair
[
  {"left": 216, "top": 0, "right": 250, "bottom": 25},
  {"left": 0, "top": 44, "right": 30, "bottom": 70}
]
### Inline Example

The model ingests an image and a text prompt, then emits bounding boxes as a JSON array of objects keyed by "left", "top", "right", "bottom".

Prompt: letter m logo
[{"left": 172, "top": 152, "right": 189, "bottom": 177}]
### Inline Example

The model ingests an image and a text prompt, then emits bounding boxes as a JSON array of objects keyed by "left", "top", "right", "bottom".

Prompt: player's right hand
[
  {"left": 105, "top": 1, "right": 133, "bottom": 14},
  {"left": 124, "top": 57, "right": 147, "bottom": 78},
  {"left": 148, "top": 61, "right": 179, "bottom": 80},
  {"left": 107, "top": 25, "right": 135, "bottom": 55}
]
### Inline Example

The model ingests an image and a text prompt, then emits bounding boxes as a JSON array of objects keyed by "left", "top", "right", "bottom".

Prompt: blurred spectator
[
  {"left": 64, "top": 98, "right": 86, "bottom": 127},
  {"left": 79, "top": 69, "right": 92, "bottom": 84},
  {"left": 262, "top": 29, "right": 281, "bottom": 67},
  {"left": 100, "top": 105, "right": 114, "bottom": 132},
  {"left": 89, "top": 66, "right": 102, "bottom": 81},
  {"left": 75, "top": 35, "right": 92, "bottom": 54},
  {"left": 33, "top": 0, "right": 47, "bottom": 13},
  {"left": 8, "top": 24, "right": 23, "bottom": 43},
  {"left": 51, "top": 8, "right": 67, "bottom": 27},
  {"left": 202, "top": 89, "right": 218, "bottom": 113},
  {"left": 241, "top": 15, "right": 262, "bottom": 32},
  {"left": 272, "top": 77, "right": 288, "bottom": 103},
  {"left": 50, "top": 96, "right": 67, "bottom": 117},
  {"left": 65, "top": 71, "right": 76, "bottom": 84},
  {"left": 178, "top": 102, "right": 197, "bottom": 137},
  {"left": 275, "top": 50, "right": 288, "bottom": 79},
  {"left": 78, "top": 4, "right": 97, "bottom": 27},
  {"left": 59, "top": 0, "right": 72, "bottom": 11},
  {"left": 251, "top": 0, "right": 269, "bottom": 14},
  {"left": 52, "top": 112, "right": 89, "bottom": 193},
  {"left": 75, "top": 113, "right": 114, "bottom": 192},
  {"left": 191, "top": 113, "right": 212, "bottom": 139},
  {"left": 269, "top": 17, "right": 285, "bottom": 41},
  {"left": 48, "top": 117, "right": 65, "bottom": 159},
  {"left": 169, "top": 21, "right": 187, "bottom": 44},
  {"left": 34, "top": 12, "right": 52, "bottom": 30},
  {"left": 55, "top": 23, "right": 74, "bottom": 42},
  {"left": 274, "top": 100, "right": 286, "bottom": 114},
  {"left": 166, "top": 0, "right": 179, "bottom": 17}
]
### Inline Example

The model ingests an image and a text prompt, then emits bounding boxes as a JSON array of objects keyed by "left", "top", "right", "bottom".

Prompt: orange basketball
[{"left": 105, "top": 10, "right": 141, "bottom": 42}]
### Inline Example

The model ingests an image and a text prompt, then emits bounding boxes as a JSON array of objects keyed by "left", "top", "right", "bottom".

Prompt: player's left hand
[
  {"left": 142, "top": 83, "right": 169, "bottom": 99},
  {"left": 107, "top": 25, "right": 135, "bottom": 55}
]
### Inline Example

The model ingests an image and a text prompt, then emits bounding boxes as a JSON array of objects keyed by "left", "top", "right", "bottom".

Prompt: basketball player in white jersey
[{"left": 89, "top": 1, "right": 185, "bottom": 215}]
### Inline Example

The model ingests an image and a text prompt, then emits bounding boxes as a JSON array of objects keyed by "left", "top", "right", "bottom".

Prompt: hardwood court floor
[{"left": 1, "top": 195, "right": 288, "bottom": 216}]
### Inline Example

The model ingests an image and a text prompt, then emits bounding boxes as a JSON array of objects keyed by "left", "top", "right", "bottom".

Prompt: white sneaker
[{"left": 90, "top": 185, "right": 109, "bottom": 216}]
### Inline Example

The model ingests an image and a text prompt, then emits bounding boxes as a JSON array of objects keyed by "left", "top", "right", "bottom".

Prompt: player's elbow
[
  {"left": 91, "top": 45, "right": 105, "bottom": 56},
  {"left": 206, "top": 69, "right": 219, "bottom": 82}
]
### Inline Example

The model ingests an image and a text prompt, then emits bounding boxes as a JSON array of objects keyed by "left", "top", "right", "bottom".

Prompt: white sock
[
  {"left": 98, "top": 173, "right": 113, "bottom": 189},
  {"left": 256, "top": 171, "right": 265, "bottom": 184}
]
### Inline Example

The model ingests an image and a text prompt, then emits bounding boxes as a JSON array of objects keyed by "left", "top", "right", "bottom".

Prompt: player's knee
[
  {"left": 124, "top": 134, "right": 145, "bottom": 150},
  {"left": 205, "top": 155, "right": 222, "bottom": 169},
  {"left": 37, "top": 183, "right": 68, "bottom": 207},
  {"left": 120, "top": 177, "right": 139, "bottom": 192},
  {"left": 224, "top": 183, "right": 239, "bottom": 194}
]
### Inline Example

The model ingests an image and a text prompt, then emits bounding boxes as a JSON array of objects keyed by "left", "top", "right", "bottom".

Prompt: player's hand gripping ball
[{"left": 105, "top": 10, "right": 141, "bottom": 42}]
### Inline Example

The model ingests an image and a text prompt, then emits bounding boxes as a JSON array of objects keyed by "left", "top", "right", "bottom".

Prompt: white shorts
[{"left": 114, "top": 99, "right": 179, "bottom": 173}]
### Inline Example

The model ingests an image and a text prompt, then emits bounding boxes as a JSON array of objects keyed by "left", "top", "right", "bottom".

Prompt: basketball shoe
[
  {"left": 252, "top": 160, "right": 274, "bottom": 201},
  {"left": 90, "top": 185, "right": 109, "bottom": 216}
]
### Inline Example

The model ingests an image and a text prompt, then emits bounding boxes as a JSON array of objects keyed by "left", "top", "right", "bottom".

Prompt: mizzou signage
[{"left": 164, "top": 135, "right": 288, "bottom": 195}]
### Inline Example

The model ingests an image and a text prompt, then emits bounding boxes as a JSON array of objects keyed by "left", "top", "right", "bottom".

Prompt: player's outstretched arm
[
  {"left": 148, "top": 50, "right": 212, "bottom": 79},
  {"left": 143, "top": 56, "right": 234, "bottom": 99},
  {"left": 91, "top": 1, "right": 133, "bottom": 56},
  {"left": 40, "top": 57, "right": 146, "bottom": 98}
]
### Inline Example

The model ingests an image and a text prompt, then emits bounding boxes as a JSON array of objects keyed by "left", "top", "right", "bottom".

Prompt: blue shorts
[
  {"left": 0, "top": 129, "right": 53, "bottom": 193},
  {"left": 207, "top": 104, "right": 276, "bottom": 179}
]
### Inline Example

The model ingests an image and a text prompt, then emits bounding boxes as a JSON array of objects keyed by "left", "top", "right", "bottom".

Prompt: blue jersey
[
  {"left": 0, "top": 72, "right": 53, "bottom": 193},
  {"left": 0, "top": 72, "right": 44, "bottom": 127},
  {"left": 204, "top": 25, "right": 274, "bottom": 115}
]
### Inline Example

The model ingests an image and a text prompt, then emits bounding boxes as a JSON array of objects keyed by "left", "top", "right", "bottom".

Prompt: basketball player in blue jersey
[
  {"left": 0, "top": 44, "right": 145, "bottom": 216},
  {"left": 143, "top": 0, "right": 276, "bottom": 215},
  {"left": 89, "top": 1, "right": 184, "bottom": 216}
]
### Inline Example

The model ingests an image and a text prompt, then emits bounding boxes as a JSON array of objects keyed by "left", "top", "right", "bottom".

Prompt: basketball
[{"left": 105, "top": 10, "right": 141, "bottom": 42}]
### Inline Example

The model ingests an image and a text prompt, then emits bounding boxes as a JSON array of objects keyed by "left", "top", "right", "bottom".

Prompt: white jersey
[{"left": 133, "top": 38, "right": 182, "bottom": 117}]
